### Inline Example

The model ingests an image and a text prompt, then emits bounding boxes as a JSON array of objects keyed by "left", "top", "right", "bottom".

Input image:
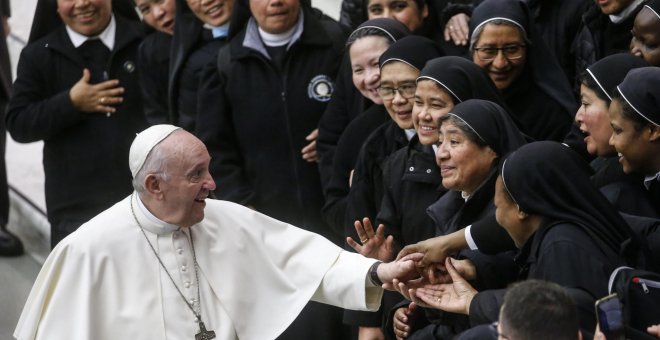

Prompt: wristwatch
[{"left": 368, "top": 261, "right": 383, "bottom": 286}]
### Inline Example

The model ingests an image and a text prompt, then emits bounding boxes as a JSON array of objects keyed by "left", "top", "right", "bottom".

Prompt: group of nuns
[{"left": 324, "top": 0, "right": 660, "bottom": 338}]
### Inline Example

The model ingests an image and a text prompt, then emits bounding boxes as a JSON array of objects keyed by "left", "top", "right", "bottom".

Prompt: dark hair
[
  {"left": 346, "top": 27, "right": 395, "bottom": 48},
  {"left": 579, "top": 70, "right": 611, "bottom": 104},
  {"left": 438, "top": 114, "right": 488, "bottom": 148},
  {"left": 364, "top": 0, "right": 427, "bottom": 17},
  {"left": 500, "top": 280, "right": 579, "bottom": 340},
  {"left": 612, "top": 92, "right": 649, "bottom": 132}
]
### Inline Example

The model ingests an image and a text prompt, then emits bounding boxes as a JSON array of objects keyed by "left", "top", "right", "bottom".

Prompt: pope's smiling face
[
  {"left": 158, "top": 132, "right": 216, "bottom": 228},
  {"left": 57, "top": 0, "right": 113, "bottom": 37}
]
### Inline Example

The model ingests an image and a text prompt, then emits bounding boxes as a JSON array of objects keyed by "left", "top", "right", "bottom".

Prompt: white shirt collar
[
  {"left": 65, "top": 15, "right": 116, "bottom": 50},
  {"left": 644, "top": 171, "right": 660, "bottom": 190},
  {"left": 609, "top": 0, "right": 645, "bottom": 23},
  {"left": 404, "top": 129, "right": 416, "bottom": 141}
]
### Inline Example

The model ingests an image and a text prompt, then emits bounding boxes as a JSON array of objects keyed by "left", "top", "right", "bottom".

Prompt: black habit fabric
[
  {"left": 168, "top": 0, "right": 229, "bottom": 132},
  {"left": 470, "top": 0, "right": 576, "bottom": 142},
  {"left": 317, "top": 18, "right": 410, "bottom": 190},
  {"left": 138, "top": 31, "right": 171, "bottom": 125}
]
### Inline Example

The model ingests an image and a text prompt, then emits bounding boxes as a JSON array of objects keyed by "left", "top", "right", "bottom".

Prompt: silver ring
[
  {"left": 361, "top": 238, "right": 369, "bottom": 243},
  {"left": 100, "top": 97, "right": 106, "bottom": 104},
  {"left": 449, "top": 25, "right": 454, "bottom": 30}
]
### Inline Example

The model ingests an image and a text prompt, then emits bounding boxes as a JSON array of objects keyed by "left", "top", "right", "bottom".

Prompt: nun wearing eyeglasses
[
  {"left": 353, "top": 56, "right": 511, "bottom": 263},
  {"left": 469, "top": 0, "right": 576, "bottom": 142}
]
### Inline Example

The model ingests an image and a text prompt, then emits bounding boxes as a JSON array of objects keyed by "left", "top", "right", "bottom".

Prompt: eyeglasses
[
  {"left": 377, "top": 83, "right": 416, "bottom": 100},
  {"left": 474, "top": 44, "right": 526, "bottom": 62}
]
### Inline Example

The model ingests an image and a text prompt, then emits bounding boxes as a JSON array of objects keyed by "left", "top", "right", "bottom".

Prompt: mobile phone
[{"left": 595, "top": 293, "right": 624, "bottom": 340}]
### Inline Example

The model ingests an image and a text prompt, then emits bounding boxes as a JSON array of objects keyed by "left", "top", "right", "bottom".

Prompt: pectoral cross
[{"left": 195, "top": 321, "right": 216, "bottom": 340}]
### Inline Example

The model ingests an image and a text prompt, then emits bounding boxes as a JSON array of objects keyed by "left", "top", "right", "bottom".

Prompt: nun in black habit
[
  {"left": 168, "top": 0, "right": 233, "bottom": 132},
  {"left": 610, "top": 67, "right": 660, "bottom": 217},
  {"left": 576, "top": 53, "right": 658, "bottom": 218},
  {"left": 6, "top": 0, "right": 147, "bottom": 248},
  {"left": 317, "top": 18, "right": 409, "bottom": 190},
  {"left": 387, "top": 99, "right": 527, "bottom": 339},
  {"left": 469, "top": 0, "right": 576, "bottom": 142},
  {"left": 406, "top": 141, "right": 632, "bottom": 331}
]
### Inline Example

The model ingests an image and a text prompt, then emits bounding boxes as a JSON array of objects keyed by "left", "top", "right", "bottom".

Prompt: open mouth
[
  {"left": 74, "top": 10, "right": 97, "bottom": 22},
  {"left": 206, "top": 2, "right": 226, "bottom": 16}
]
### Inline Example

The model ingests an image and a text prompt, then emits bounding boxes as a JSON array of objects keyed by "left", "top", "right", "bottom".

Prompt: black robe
[{"left": 138, "top": 31, "right": 171, "bottom": 125}]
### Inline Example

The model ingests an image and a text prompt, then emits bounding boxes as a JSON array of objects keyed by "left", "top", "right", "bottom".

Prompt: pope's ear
[{"left": 144, "top": 174, "right": 162, "bottom": 195}]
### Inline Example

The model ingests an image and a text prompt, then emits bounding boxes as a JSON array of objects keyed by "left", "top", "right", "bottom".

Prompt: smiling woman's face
[
  {"left": 472, "top": 23, "right": 526, "bottom": 90},
  {"left": 350, "top": 35, "right": 391, "bottom": 104},
  {"left": 380, "top": 61, "right": 419, "bottom": 129},
  {"left": 412, "top": 80, "right": 454, "bottom": 145},
  {"left": 436, "top": 120, "right": 497, "bottom": 195}
]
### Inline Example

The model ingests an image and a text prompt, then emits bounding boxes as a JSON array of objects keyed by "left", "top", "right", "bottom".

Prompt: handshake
[{"left": 351, "top": 218, "right": 479, "bottom": 316}]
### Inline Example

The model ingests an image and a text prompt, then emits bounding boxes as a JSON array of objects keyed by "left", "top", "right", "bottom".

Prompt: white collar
[
  {"left": 66, "top": 15, "right": 116, "bottom": 50},
  {"left": 257, "top": 10, "right": 302, "bottom": 47},
  {"left": 609, "top": 0, "right": 645, "bottom": 23},
  {"left": 135, "top": 193, "right": 181, "bottom": 235},
  {"left": 404, "top": 129, "right": 416, "bottom": 141},
  {"left": 644, "top": 171, "right": 660, "bottom": 190}
]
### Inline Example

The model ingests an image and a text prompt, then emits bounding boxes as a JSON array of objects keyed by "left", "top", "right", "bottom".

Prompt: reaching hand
[
  {"left": 393, "top": 302, "right": 418, "bottom": 340},
  {"left": 377, "top": 253, "right": 423, "bottom": 289},
  {"left": 396, "top": 230, "right": 468, "bottom": 267},
  {"left": 648, "top": 324, "right": 660, "bottom": 338},
  {"left": 414, "top": 258, "right": 477, "bottom": 315},
  {"left": 69, "top": 69, "right": 124, "bottom": 114},
  {"left": 424, "top": 258, "right": 476, "bottom": 284},
  {"left": 443, "top": 13, "right": 470, "bottom": 46},
  {"left": 301, "top": 128, "right": 319, "bottom": 162},
  {"left": 347, "top": 217, "right": 395, "bottom": 262}
]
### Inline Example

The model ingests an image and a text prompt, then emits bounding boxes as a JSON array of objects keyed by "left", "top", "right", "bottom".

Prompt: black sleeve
[
  {"left": 469, "top": 214, "right": 517, "bottom": 254},
  {"left": 6, "top": 47, "right": 85, "bottom": 143},
  {"left": 468, "top": 289, "right": 506, "bottom": 327},
  {"left": 317, "top": 56, "right": 360, "bottom": 189},
  {"left": 195, "top": 56, "right": 254, "bottom": 205},
  {"left": 137, "top": 39, "right": 170, "bottom": 125}
]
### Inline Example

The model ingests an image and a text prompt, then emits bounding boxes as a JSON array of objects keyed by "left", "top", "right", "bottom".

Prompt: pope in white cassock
[{"left": 14, "top": 125, "right": 420, "bottom": 340}]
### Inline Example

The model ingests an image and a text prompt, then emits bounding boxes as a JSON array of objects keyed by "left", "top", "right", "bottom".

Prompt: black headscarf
[
  {"left": 448, "top": 99, "right": 526, "bottom": 158},
  {"left": 616, "top": 67, "right": 660, "bottom": 126},
  {"left": 28, "top": 0, "right": 140, "bottom": 43},
  {"left": 646, "top": 0, "right": 660, "bottom": 18},
  {"left": 501, "top": 141, "right": 631, "bottom": 260},
  {"left": 586, "top": 53, "right": 648, "bottom": 102},
  {"left": 417, "top": 56, "right": 507, "bottom": 107},
  {"left": 349, "top": 18, "right": 411, "bottom": 44},
  {"left": 378, "top": 35, "right": 444, "bottom": 70},
  {"left": 469, "top": 0, "right": 576, "bottom": 118}
]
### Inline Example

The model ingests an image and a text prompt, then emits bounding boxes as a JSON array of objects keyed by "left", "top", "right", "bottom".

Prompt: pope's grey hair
[{"left": 132, "top": 141, "right": 170, "bottom": 193}]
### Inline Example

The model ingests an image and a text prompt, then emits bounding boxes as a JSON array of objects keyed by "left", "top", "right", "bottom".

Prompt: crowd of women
[{"left": 6, "top": 0, "right": 660, "bottom": 338}]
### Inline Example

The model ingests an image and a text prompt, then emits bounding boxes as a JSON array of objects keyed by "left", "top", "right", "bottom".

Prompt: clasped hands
[{"left": 347, "top": 218, "right": 478, "bottom": 315}]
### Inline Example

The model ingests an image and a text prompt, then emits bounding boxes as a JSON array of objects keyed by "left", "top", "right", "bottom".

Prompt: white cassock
[{"left": 15, "top": 194, "right": 383, "bottom": 340}]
